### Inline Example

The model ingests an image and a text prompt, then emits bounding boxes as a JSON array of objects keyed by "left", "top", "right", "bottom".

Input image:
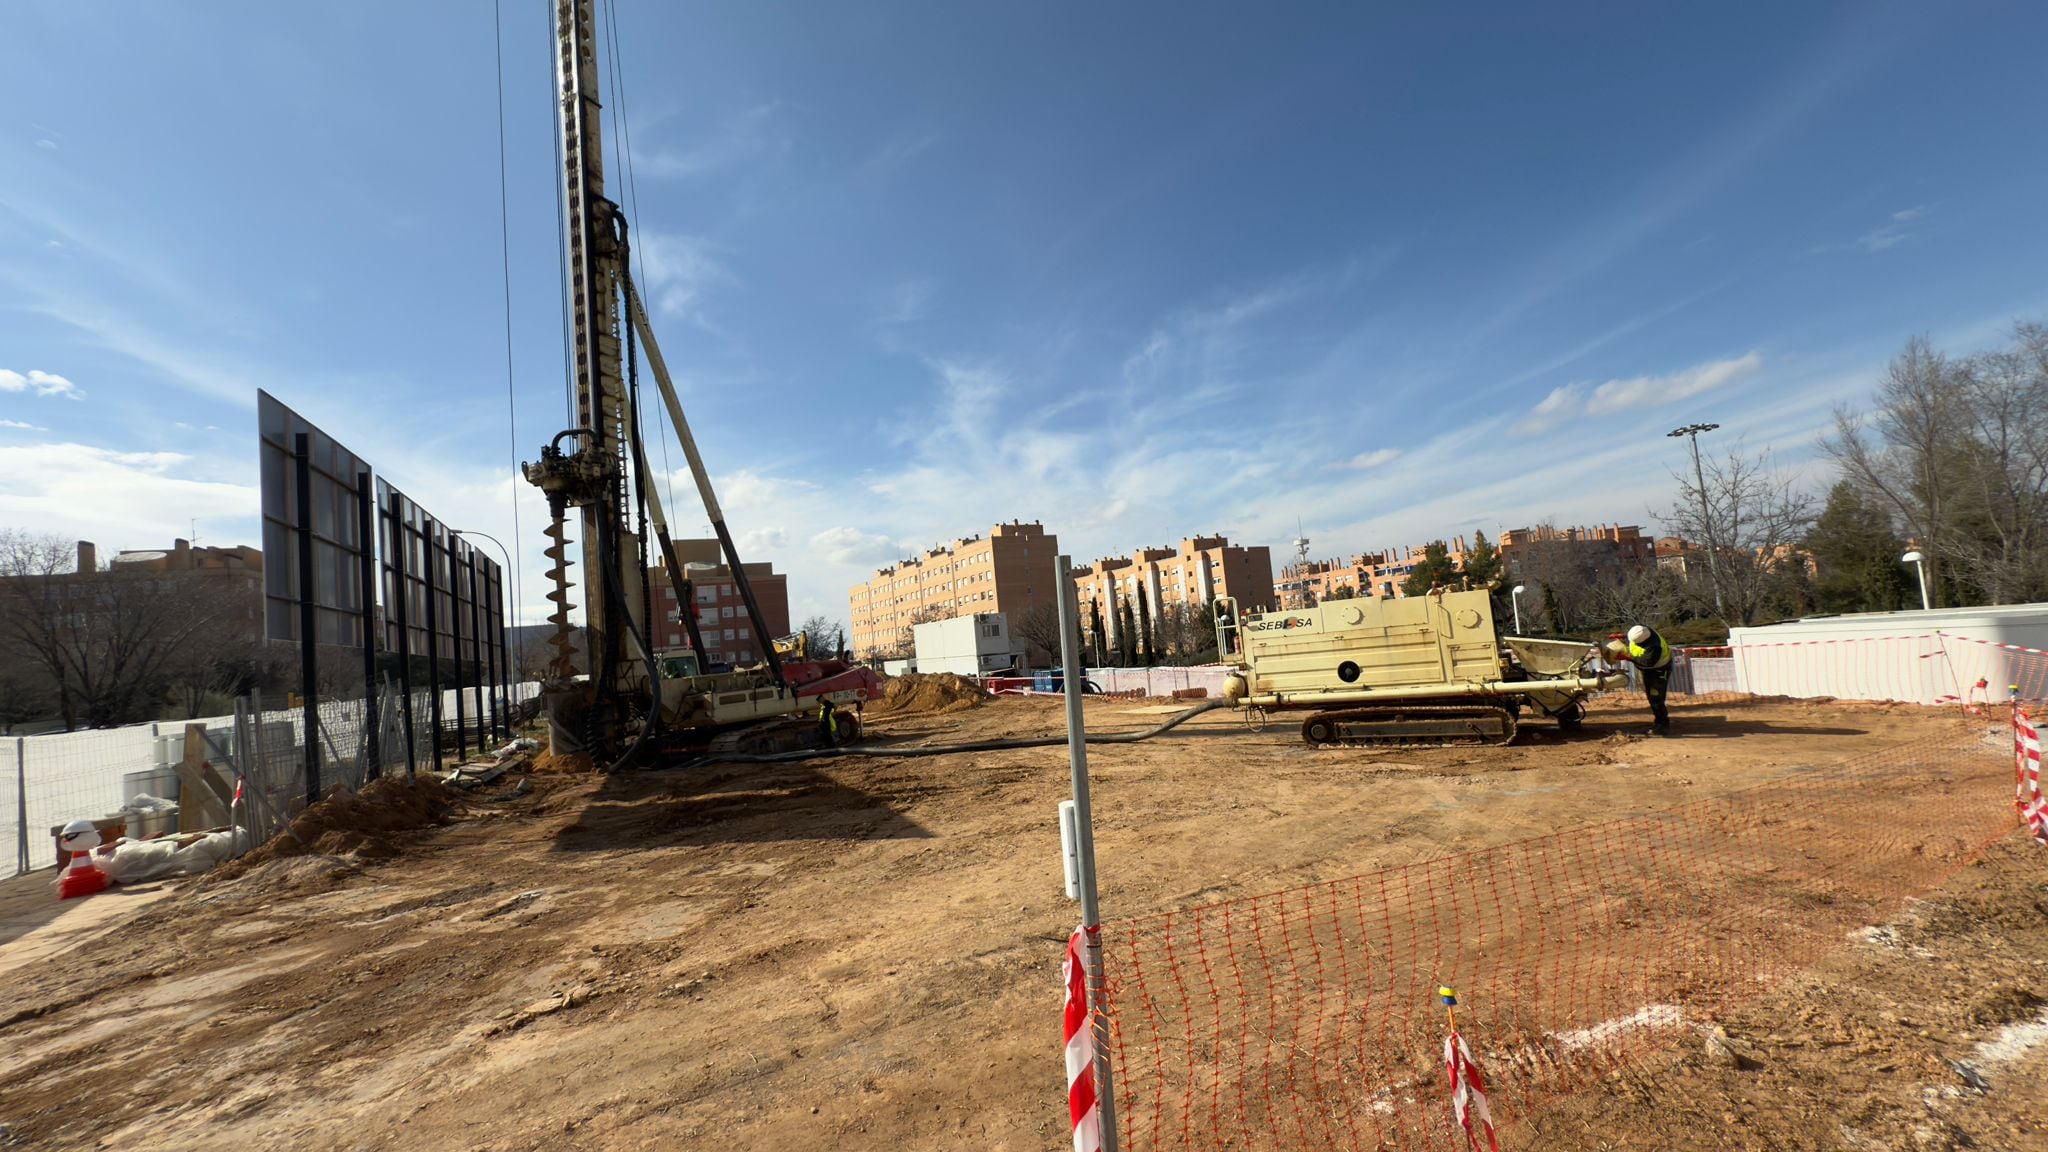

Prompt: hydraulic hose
[
  {"left": 599, "top": 538, "right": 664, "bottom": 773},
  {"left": 680, "top": 696, "right": 1230, "bottom": 766}
]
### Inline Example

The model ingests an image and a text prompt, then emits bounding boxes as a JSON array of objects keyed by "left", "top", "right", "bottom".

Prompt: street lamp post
[
  {"left": 449, "top": 528, "right": 521, "bottom": 689},
  {"left": 1668, "top": 423, "right": 1725, "bottom": 618},
  {"left": 1902, "top": 550, "right": 1931, "bottom": 611},
  {"left": 1511, "top": 584, "right": 1526, "bottom": 634}
]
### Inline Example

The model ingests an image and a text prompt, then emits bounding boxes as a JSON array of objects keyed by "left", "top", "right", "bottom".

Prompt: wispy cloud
[
  {"left": 0, "top": 368, "right": 84, "bottom": 399},
  {"left": 1346, "top": 448, "right": 1401, "bottom": 470},
  {"left": 0, "top": 419, "right": 48, "bottom": 431},
  {"left": 871, "top": 279, "right": 932, "bottom": 330},
  {"left": 1587, "top": 351, "right": 1762, "bottom": 414},
  {"left": 1858, "top": 205, "right": 1930, "bottom": 252},
  {"left": 35, "top": 139, "right": 58, "bottom": 152},
  {"left": 634, "top": 231, "right": 733, "bottom": 330},
  {"left": 1514, "top": 352, "right": 1762, "bottom": 434},
  {"left": 632, "top": 102, "right": 792, "bottom": 181}
]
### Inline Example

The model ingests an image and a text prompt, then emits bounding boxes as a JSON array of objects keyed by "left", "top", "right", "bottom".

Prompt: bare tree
[
  {"left": 1825, "top": 337, "right": 1974, "bottom": 607},
  {"left": 1946, "top": 323, "right": 2048, "bottom": 603},
  {"left": 0, "top": 637, "right": 56, "bottom": 732},
  {"left": 0, "top": 530, "right": 256, "bottom": 729},
  {"left": 1513, "top": 526, "right": 1606, "bottom": 635},
  {"left": 1660, "top": 447, "right": 1814, "bottom": 626},
  {"left": 1592, "top": 564, "right": 1693, "bottom": 634},
  {"left": 797, "top": 614, "right": 844, "bottom": 657},
  {"left": 1009, "top": 602, "right": 1065, "bottom": 666},
  {"left": 1153, "top": 600, "right": 1219, "bottom": 664}
]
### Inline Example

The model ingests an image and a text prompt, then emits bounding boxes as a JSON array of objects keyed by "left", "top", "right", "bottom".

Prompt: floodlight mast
[{"left": 1668, "top": 422, "right": 1725, "bottom": 617}]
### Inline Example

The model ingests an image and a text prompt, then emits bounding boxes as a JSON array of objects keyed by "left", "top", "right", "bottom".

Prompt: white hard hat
[{"left": 1627, "top": 625, "right": 1650, "bottom": 645}]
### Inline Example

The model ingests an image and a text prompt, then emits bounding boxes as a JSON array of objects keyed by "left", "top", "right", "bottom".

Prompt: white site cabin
[{"left": 913, "top": 612, "right": 1022, "bottom": 676}]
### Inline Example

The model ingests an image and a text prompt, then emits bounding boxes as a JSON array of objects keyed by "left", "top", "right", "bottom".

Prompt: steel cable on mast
[
  {"left": 492, "top": 0, "right": 526, "bottom": 680},
  {"left": 598, "top": 0, "right": 679, "bottom": 521},
  {"left": 548, "top": 0, "right": 574, "bottom": 428}
]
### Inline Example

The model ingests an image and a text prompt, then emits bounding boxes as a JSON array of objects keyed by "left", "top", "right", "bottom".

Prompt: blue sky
[{"left": 3, "top": 2, "right": 2045, "bottom": 629}]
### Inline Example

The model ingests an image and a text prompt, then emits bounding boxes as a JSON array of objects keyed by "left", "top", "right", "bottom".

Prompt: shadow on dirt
[
  {"left": 1524, "top": 710, "right": 1871, "bottom": 742},
  {"left": 551, "top": 760, "right": 931, "bottom": 852}
]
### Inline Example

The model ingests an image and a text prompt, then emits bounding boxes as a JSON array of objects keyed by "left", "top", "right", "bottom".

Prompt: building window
[
  {"left": 739, "top": 650, "right": 752, "bottom": 662},
  {"left": 738, "top": 627, "right": 750, "bottom": 639},
  {"left": 722, "top": 606, "right": 735, "bottom": 618},
  {"left": 699, "top": 609, "right": 717, "bottom": 626},
  {"left": 696, "top": 587, "right": 716, "bottom": 604},
  {"left": 724, "top": 628, "right": 736, "bottom": 640},
  {"left": 665, "top": 587, "right": 676, "bottom": 601},
  {"left": 668, "top": 632, "right": 681, "bottom": 646}
]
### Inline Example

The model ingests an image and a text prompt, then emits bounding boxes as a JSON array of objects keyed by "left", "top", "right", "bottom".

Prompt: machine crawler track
[
  {"left": 705, "top": 710, "right": 862, "bottom": 757},
  {"left": 1299, "top": 704, "right": 1519, "bottom": 749}
]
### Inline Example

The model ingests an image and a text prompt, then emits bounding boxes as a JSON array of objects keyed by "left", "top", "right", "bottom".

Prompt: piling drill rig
[{"left": 522, "top": 0, "right": 878, "bottom": 764}]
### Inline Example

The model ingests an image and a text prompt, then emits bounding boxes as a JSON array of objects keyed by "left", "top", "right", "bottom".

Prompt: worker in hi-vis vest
[{"left": 1621, "top": 624, "right": 1674, "bottom": 735}]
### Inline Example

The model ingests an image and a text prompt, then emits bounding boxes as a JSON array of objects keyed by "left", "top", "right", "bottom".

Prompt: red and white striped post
[
  {"left": 2015, "top": 688, "right": 2047, "bottom": 846},
  {"left": 1056, "top": 554, "right": 1117, "bottom": 1152}
]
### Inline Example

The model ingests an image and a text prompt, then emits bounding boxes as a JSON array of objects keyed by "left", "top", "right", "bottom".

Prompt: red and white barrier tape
[
  {"left": 1064, "top": 927, "right": 1103, "bottom": 1152},
  {"left": 2016, "top": 709, "right": 2047, "bottom": 847}
]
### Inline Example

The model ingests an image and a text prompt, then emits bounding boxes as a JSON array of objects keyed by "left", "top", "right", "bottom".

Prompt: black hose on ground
[{"left": 676, "top": 696, "right": 1232, "bottom": 767}]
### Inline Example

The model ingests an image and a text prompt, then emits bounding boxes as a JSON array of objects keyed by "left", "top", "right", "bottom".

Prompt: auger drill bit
[{"left": 542, "top": 501, "right": 578, "bottom": 679}]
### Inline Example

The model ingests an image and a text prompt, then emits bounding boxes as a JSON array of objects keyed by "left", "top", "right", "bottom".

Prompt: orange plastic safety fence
[{"left": 1100, "top": 651, "right": 2032, "bottom": 1150}]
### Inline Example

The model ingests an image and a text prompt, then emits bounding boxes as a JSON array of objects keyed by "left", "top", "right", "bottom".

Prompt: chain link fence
[{"left": 8, "top": 681, "right": 540, "bottom": 876}]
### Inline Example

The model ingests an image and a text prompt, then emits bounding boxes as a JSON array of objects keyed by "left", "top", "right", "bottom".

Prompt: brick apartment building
[
  {"left": 1279, "top": 538, "right": 1480, "bottom": 607},
  {"left": 1499, "top": 524, "right": 1654, "bottom": 571},
  {"left": 847, "top": 521, "right": 1058, "bottom": 660},
  {"left": 644, "top": 538, "right": 790, "bottom": 667},
  {"left": 1072, "top": 536, "right": 1274, "bottom": 651},
  {"left": 1279, "top": 525, "right": 1657, "bottom": 607}
]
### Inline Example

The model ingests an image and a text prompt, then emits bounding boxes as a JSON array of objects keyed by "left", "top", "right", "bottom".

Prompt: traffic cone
[{"left": 56, "top": 819, "right": 108, "bottom": 900}]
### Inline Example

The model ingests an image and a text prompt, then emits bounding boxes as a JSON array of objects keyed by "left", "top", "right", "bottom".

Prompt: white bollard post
[{"left": 1058, "top": 799, "right": 1081, "bottom": 899}]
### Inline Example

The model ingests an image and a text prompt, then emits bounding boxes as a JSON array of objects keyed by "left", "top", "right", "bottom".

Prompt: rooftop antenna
[{"left": 1293, "top": 517, "right": 1311, "bottom": 566}]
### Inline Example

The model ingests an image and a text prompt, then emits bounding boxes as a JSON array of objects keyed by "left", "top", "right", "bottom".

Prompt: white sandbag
[{"left": 99, "top": 829, "right": 246, "bottom": 883}]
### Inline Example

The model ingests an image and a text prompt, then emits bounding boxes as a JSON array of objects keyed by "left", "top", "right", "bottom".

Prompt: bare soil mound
[
  {"left": 531, "top": 747, "right": 599, "bottom": 774},
  {"left": 866, "top": 672, "right": 991, "bottom": 715},
  {"left": 230, "top": 776, "right": 461, "bottom": 870}
]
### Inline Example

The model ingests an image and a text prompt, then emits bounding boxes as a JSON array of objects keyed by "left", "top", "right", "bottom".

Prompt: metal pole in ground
[
  {"left": 467, "top": 549, "right": 485, "bottom": 756},
  {"left": 356, "top": 470, "right": 380, "bottom": 780},
  {"left": 388, "top": 490, "right": 417, "bottom": 775},
  {"left": 14, "top": 736, "right": 27, "bottom": 877},
  {"left": 293, "top": 433, "right": 321, "bottom": 808},
  {"left": 1055, "top": 553, "right": 1119, "bottom": 1152},
  {"left": 425, "top": 521, "right": 443, "bottom": 772},
  {"left": 450, "top": 536, "right": 468, "bottom": 763}
]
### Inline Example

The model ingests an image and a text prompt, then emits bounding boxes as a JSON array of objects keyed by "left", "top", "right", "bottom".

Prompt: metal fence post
[
  {"left": 388, "top": 489, "right": 417, "bottom": 776},
  {"left": 467, "top": 549, "right": 484, "bottom": 756},
  {"left": 357, "top": 470, "right": 380, "bottom": 780},
  {"left": 449, "top": 531, "right": 467, "bottom": 764},
  {"left": 425, "top": 520, "right": 443, "bottom": 772},
  {"left": 14, "top": 736, "right": 27, "bottom": 877},
  {"left": 1055, "top": 554, "right": 1119, "bottom": 1152}
]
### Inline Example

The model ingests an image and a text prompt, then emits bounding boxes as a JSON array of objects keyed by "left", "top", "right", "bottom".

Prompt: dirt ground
[{"left": 0, "top": 694, "right": 2038, "bottom": 1150}]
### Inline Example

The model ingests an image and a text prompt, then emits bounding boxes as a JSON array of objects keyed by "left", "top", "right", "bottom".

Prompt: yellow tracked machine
[{"left": 1215, "top": 589, "right": 1627, "bottom": 749}]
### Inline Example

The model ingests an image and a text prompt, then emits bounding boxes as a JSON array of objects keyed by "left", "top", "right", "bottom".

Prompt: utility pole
[{"left": 1669, "top": 423, "right": 1725, "bottom": 618}]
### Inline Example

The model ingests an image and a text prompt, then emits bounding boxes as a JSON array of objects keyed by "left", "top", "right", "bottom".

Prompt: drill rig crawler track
[{"left": 1299, "top": 703, "right": 1519, "bottom": 749}]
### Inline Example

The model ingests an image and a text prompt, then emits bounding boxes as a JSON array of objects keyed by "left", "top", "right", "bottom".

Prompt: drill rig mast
[{"left": 525, "top": 0, "right": 859, "bottom": 763}]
